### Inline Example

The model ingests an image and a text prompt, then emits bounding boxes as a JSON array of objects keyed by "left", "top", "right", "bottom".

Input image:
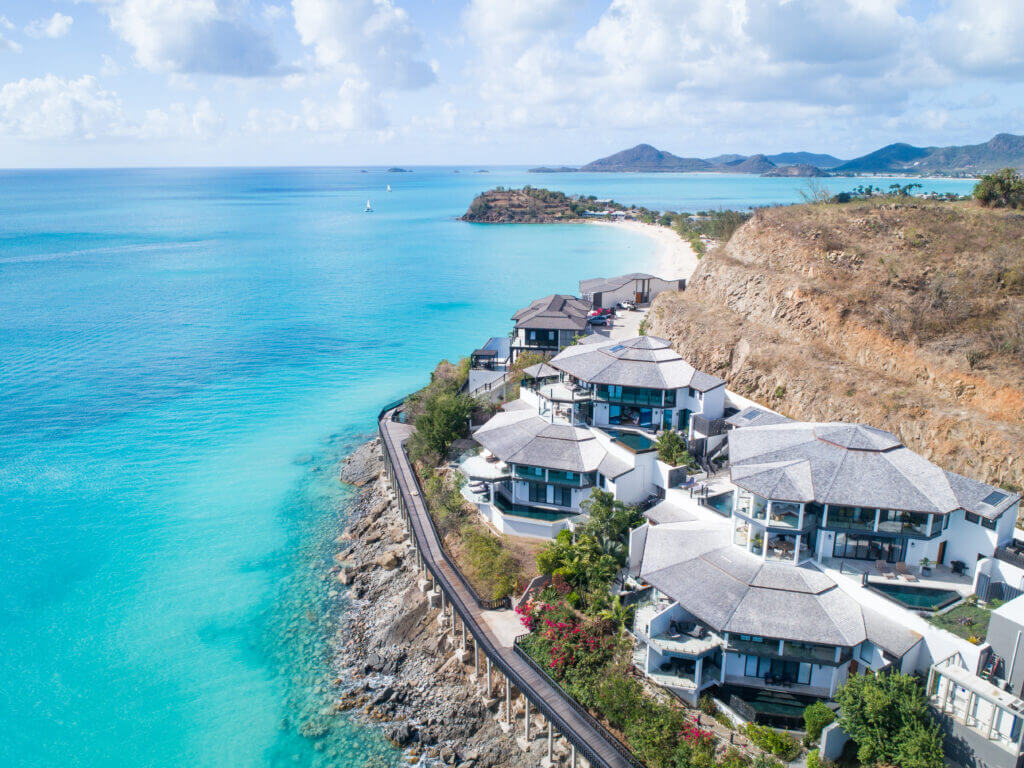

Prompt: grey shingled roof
[
  {"left": 725, "top": 406, "right": 792, "bottom": 428},
  {"left": 639, "top": 521, "right": 916, "bottom": 649},
  {"left": 512, "top": 294, "right": 590, "bottom": 331},
  {"left": 474, "top": 408, "right": 616, "bottom": 474},
  {"left": 729, "top": 421, "right": 1020, "bottom": 519},
  {"left": 522, "top": 363, "right": 560, "bottom": 379},
  {"left": 550, "top": 335, "right": 724, "bottom": 392},
  {"left": 580, "top": 272, "right": 664, "bottom": 294}
]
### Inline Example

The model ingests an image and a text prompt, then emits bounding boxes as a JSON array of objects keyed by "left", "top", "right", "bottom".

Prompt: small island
[
  {"left": 386, "top": 167, "right": 413, "bottom": 173},
  {"left": 461, "top": 186, "right": 635, "bottom": 222}
]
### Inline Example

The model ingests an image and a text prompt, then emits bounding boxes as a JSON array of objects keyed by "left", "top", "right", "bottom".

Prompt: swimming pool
[
  {"left": 605, "top": 429, "right": 656, "bottom": 453},
  {"left": 704, "top": 491, "right": 735, "bottom": 516},
  {"left": 869, "top": 581, "right": 962, "bottom": 611}
]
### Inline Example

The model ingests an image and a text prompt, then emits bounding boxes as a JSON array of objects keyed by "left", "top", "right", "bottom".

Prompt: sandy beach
[{"left": 590, "top": 219, "right": 701, "bottom": 280}]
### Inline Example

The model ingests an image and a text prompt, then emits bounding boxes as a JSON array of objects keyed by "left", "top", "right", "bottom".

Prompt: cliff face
[{"left": 648, "top": 199, "right": 1024, "bottom": 493}]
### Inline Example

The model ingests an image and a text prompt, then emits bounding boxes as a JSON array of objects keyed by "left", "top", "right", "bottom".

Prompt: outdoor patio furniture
[
  {"left": 895, "top": 562, "right": 919, "bottom": 582},
  {"left": 876, "top": 560, "right": 897, "bottom": 580},
  {"left": 685, "top": 625, "right": 706, "bottom": 640},
  {"left": 951, "top": 560, "right": 967, "bottom": 576}
]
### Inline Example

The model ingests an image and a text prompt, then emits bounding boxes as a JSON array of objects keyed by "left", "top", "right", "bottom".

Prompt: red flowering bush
[{"left": 517, "top": 599, "right": 616, "bottom": 679}]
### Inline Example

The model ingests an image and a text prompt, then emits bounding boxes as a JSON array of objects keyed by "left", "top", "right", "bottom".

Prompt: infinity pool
[
  {"left": 606, "top": 429, "right": 656, "bottom": 453},
  {"left": 869, "top": 582, "right": 961, "bottom": 611}
]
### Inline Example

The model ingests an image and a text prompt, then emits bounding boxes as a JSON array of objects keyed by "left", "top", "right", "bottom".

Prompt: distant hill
[
  {"left": 761, "top": 164, "right": 829, "bottom": 178},
  {"left": 705, "top": 153, "right": 747, "bottom": 165},
  {"left": 580, "top": 144, "right": 713, "bottom": 172},
  {"left": 729, "top": 154, "right": 777, "bottom": 174},
  {"left": 836, "top": 133, "right": 1024, "bottom": 174},
  {"left": 765, "top": 151, "right": 844, "bottom": 169}
]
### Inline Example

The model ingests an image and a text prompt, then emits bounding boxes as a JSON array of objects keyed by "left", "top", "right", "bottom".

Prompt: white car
[{"left": 620, "top": 300, "right": 637, "bottom": 311}]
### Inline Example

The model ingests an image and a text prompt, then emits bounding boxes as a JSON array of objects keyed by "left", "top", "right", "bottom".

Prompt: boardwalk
[{"left": 379, "top": 407, "right": 641, "bottom": 768}]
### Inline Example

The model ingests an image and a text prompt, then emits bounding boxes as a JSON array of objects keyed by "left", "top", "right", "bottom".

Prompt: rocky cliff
[{"left": 648, "top": 199, "right": 1024, "bottom": 495}]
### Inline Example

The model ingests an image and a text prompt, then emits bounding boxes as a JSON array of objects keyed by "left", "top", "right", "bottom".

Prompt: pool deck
[{"left": 820, "top": 557, "right": 975, "bottom": 596}]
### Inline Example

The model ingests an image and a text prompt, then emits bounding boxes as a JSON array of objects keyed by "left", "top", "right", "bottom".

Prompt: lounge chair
[
  {"left": 897, "top": 565, "right": 921, "bottom": 581},
  {"left": 876, "top": 560, "right": 897, "bottom": 580}
]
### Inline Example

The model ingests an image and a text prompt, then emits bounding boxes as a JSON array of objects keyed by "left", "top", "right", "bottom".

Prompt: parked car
[
  {"left": 587, "top": 314, "right": 609, "bottom": 326},
  {"left": 588, "top": 307, "right": 614, "bottom": 317},
  {"left": 620, "top": 299, "right": 637, "bottom": 311}
]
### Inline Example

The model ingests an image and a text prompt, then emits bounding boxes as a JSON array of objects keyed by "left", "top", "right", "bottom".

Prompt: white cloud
[
  {"left": 138, "top": 98, "right": 223, "bottom": 138},
  {"left": 0, "top": 75, "right": 125, "bottom": 139},
  {"left": 0, "top": 33, "right": 20, "bottom": 53},
  {"left": 291, "top": 0, "right": 435, "bottom": 89},
  {"left": 100, "top": 54, "right": 122, "bottom": 76},
  {"left": 928, "top": 0, "right": 1024, "bottom": 78},
  {"left": 26, "top": 13, "right": 74, "bottom": 39},
  {"left": 91, "top": 0, "right": 283, "bottom": 77},
  {"left": 0, "top": 16, "right": 14, "bottom": 30},
  {"left": 262, "top": 4, "right": 287, "bottom": 22}
]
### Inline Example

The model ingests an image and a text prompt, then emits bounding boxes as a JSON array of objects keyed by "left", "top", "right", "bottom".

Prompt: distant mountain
[
  {"left": 833, "top": 143, "right": 932, "bottom": 173},
  {"left": 729, "top": 154, "right": 777, "bottom": 174},
  {"left": 765, "top": 151, "right": 844, "bottom": 169},
  {"left": 835, "top": 133, "right": 1024, "bottom": 174},
  {"left": 580, "top": 144, "right": 713, "bottom": 172},
  {"left": 705, "top": 153, "right": 747, "bottom": 165}
]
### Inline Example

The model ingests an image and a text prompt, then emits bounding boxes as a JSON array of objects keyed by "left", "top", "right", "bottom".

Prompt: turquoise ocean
[{"left": 0, "top": 169, "right": 975, "bottom": 768}]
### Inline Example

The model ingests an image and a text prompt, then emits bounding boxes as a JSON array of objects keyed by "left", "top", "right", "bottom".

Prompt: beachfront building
[
  {"left": 509, "top": 294, "right": 590, "bottom": 362},
  {"left": 540, "top": 335, "right": 726, "bottom": 439},
  {"left": 629, "top": 510, "right": 923, "bottom": 709},
  {"left": 721, "top": 421, "right": 1020, "bottom": 576},
  {"left": 625, "top": 413, "right": 1024, "bottom": 736},
  {"left": 579, "top": 272, "right": 685, "bottom": 308},
  {"left": 463, "top": 403, "right": 655, "bottom": 538},
  {"left": 466, "top": 336, "right": 511, "bottom": 397}
]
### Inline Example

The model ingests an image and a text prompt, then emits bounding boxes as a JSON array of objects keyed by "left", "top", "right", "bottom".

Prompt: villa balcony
[
  {"left": 725, "top": 637, "right": 848, "bottom": 666},
  {"left": 648, "top": 662, "right": 722, "bottom": 692},
  {"left": 725, "top": 673, "right": 833, "bottom": 699}
]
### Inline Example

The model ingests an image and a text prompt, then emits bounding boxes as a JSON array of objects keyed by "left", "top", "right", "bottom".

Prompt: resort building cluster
[{"left": 458, "top": 276, "right": 1024, "bottom": 768}]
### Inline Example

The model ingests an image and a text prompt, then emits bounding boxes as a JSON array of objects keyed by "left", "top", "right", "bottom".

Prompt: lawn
[{"left": 929, "top": 601, "right": 993, "bottom": 642}]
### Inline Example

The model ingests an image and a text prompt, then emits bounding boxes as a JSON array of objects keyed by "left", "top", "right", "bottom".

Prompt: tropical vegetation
[
  {"left": 973, "top": 167, "right": 1024, "bottom": 209},
  {"left": 835, "top": 672, "right": 945, "bottom": 768}
]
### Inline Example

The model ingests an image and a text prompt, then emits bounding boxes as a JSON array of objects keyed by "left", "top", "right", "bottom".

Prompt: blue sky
[{"left": 0, "top": 0, "right": 1022, "bottom": 168}]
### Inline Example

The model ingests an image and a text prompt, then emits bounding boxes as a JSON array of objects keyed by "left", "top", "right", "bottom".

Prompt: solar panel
[
  {"left": 741, "top": 410, "right": 760, "bottom": 421},
  {"left": 609, "top": 345, "right": 625, "bottom": 352},
  {"left": 982, "top": 491, "right": 1008, "bottom": 506}
]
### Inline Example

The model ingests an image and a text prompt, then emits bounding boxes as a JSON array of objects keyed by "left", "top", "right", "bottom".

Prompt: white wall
[{"left": 942, "top": 509, "right": 1002, "bottom": 576}]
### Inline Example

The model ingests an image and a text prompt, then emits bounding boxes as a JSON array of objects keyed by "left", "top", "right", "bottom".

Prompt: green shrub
[
  {"left": 803, "top": 701, "right": 836, "bottom": 742},
  {"left": 806, "top": 749, "right": 821, "bottom": 768},
  {"left": 742, "top": 723, "right": 802, "bottom": 761},
  {"left": 974, "top": 168, "right": 1024, "bottom": 209},
  {"left": 698, "top": 694, "right": 717, "bottom": 716}
]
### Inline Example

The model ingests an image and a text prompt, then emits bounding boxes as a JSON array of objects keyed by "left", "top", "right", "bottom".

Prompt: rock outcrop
[{"left": 648, "top": 199, "right": 1024, "bottom": 500}]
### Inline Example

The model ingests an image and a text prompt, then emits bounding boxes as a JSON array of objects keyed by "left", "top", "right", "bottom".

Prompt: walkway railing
[
  {"left": 513, "top": 634, "right": 645, "bottom": 768},
  {"left": 377, "top": 401, "right": 640, "bottom": 768}
]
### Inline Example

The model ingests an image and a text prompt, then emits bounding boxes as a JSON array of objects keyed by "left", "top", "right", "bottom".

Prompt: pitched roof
[
  {"left": 728, "top": 421, "right": 1020, "bottom": 518},
  {"left": 725, "top": 406, "right": 792, "bottom": 428},
  {"left": 474, "top": 408, "right": 619, "bottom": 474},
  {"left": 511, "top": 294, "right": 590, "bottom": 331},
  {"left": 580, "top": 273, "right": 666, "bottom": 294},
  {"left": 522, "top": 363, "right": 560, "bottom": 379},
  {"left": 550, "top": 335, "right": 724, "bottom": 391},
  {"left": 639, "top": 521, "right": 919, "bottom": 650}
]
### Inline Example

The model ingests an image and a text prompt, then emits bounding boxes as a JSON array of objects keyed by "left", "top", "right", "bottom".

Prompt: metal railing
[
  {"left": 378, "top": 401, "right": 637, "bottom": 768},
  {"left": 513, "top": 634, "right": 646, "bottom": 768}
]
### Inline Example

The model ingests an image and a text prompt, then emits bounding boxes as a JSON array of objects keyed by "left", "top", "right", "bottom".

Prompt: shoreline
[{"left": 587, "top": 219, "right": 701, "bottom": 280}]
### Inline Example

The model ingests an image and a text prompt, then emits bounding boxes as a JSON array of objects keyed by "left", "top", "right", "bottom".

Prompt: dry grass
[{"left": 649, "top": 198, "right": 1024, "bottom": 499}]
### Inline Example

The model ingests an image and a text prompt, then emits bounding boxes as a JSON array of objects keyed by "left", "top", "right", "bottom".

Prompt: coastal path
[{"left": 379, "top": 404, "right": 643, "bottom": 768}]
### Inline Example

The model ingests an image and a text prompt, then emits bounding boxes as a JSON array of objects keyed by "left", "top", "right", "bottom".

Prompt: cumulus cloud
[
  {"left": 138, "top": 98, "right": 223, "bottom": 138},
  {"left": 91, "top": 0, "right": 283, "bottom": 77},
  {"left": 0, "top": 33, "right": 20, "bottom": 53},
  {"left": 292, "top": 0, "right": 435, "bottom": 89},
  {"left": 0, "top": 75, "right": 126, "bottom": 139},
  {"left": 928, "top": 0, "right": 1024, "bottom": 79},
  {"left": 26, "top": 13, "right": 74, "bottom": 39}
]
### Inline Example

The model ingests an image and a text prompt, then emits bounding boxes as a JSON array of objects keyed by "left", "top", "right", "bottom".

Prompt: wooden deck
[{"left": 379, "top": 407, "right": 641, "bottom": 768}]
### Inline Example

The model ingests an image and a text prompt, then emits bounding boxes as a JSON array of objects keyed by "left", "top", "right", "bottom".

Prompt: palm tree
[{"left": 598, "top": 596, "right": 635, "bottom": 633}]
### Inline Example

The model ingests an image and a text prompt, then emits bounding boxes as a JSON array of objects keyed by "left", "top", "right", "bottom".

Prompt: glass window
[
  {"left": 664, "top": 389, "right": 676, "bottom": 406},
  {"left": 966, "top": 512, "right": 980, "bottom": 525},
  {"left": 827, "top": 506, "right": 875, "bottom": 531},
  {"left": 528, "top": 482, "right": 547, "bottom": 503},
  {"left": 860, "top": 640, "right": 875, "bottom": 663},
  {"left": 554, "top": 486, "right": 573, "bottom": 507},
  {"left": 982, "top": 516, "right": 997, "bottom": 530},
  {"left": 745, "top": 656, "right": 758, "bottom": 677}
]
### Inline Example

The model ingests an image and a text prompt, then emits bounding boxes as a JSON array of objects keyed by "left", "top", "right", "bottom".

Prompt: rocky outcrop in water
[{"left": 329, "top": 439, "right": 537, "bottom": 768}]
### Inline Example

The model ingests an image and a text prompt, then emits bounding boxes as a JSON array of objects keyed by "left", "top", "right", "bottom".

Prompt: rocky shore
[{"left": 328, "top": 439, "right": 541, "bottom": 768}]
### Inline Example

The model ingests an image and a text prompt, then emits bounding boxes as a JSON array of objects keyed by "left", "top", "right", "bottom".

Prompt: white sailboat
[
  {"left": 364, "top": 199, "right": 373, "bottom": 212},
  {"left": 386, "top": 184, "right": 392, "bottom": 192}
]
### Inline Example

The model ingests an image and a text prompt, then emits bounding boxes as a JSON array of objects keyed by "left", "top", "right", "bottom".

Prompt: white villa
[
  {"left": 455, "top": 317, "right": 1024, "bottom": 768},
  {"left": 460, "top": 334, "right": 727, "bottom": 538}
]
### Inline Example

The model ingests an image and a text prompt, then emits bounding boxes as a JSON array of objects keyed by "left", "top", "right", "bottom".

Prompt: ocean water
[{"left": 0, "top": 167, "right": 976, "bottom": 768}]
